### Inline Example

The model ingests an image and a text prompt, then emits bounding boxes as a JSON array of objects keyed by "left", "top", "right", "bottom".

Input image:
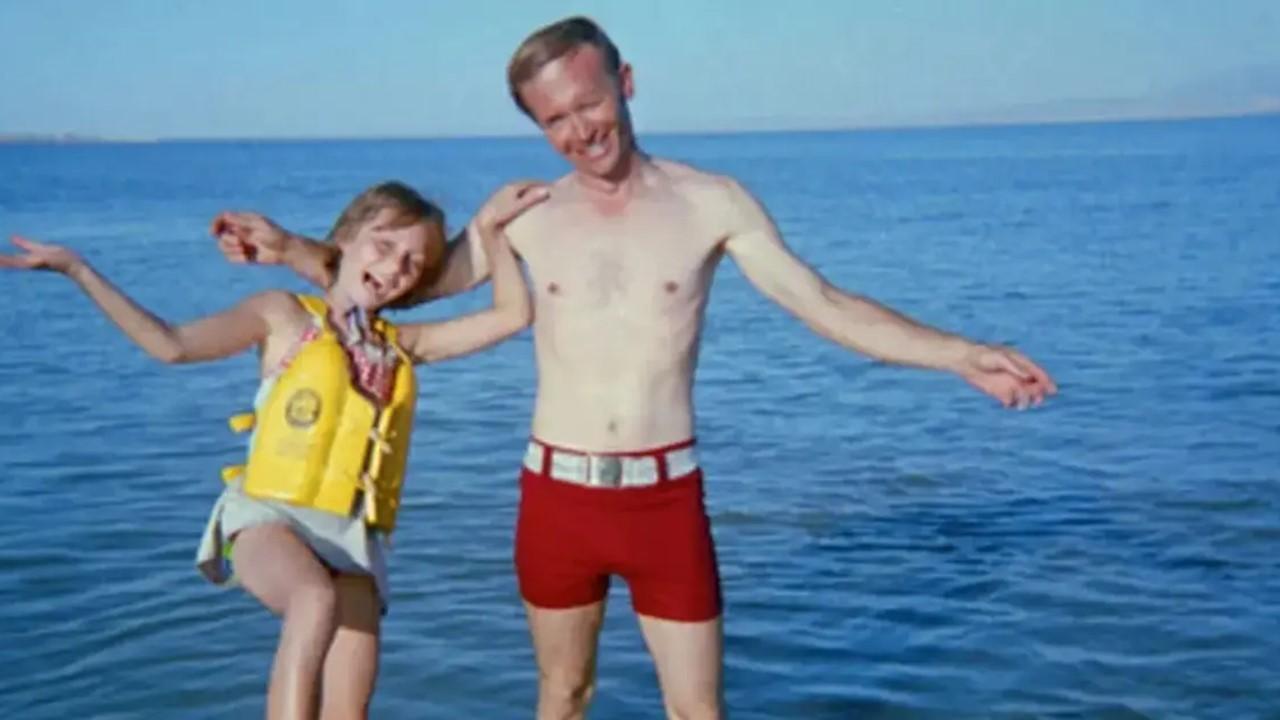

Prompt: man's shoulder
[
  {"left": 523, "top": 173, "right": 580, "bottom": 214},
  {"left": 503, "top": 177, "right": 566, "bottom": 244},
  {"left": 650, "top": 158, "right": 747, "bottom": 207},
  {"left": 654, "top": 160, "right": 763, "bottom": 228},
  {"left": 652, "top": 157, "right": 733, "bottom": 188},
  {"left": 545, "top": 172, "right": 577, "bottom": 192}
]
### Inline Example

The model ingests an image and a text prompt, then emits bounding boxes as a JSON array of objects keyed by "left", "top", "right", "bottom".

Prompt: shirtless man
[{"left": 212, "top": 16, "right": 1056, "bottom": 720}]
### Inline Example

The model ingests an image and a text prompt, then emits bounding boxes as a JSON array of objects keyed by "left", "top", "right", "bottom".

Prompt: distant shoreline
[
  {"left": 0, "top": 132, "right": 123, "bottom": 145},
  {"left": 3, "top": 108, "right": 1277, "bottom": 146}
]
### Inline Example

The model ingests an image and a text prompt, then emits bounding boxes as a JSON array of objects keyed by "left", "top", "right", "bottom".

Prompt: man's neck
[{"left": 572, "top": 145, "right": 648, "bottom": 200}]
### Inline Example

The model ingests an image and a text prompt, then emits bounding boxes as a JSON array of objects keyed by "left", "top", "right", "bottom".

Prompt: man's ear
[{"left": 618, "top": 62, "right": 634, "bottom": 100}]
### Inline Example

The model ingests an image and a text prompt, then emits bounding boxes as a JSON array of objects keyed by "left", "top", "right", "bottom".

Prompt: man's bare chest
[{"left": 517, "top": 215, "right": 721, "bottom": 307}]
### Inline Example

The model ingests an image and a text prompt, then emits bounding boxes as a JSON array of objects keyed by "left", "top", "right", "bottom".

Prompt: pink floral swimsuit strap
[{"left": 272, "top": 309, "right": 400, "bottom": 406}]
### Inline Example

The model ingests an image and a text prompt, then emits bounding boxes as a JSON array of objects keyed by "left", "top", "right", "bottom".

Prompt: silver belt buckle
[{"left": 595, "top": 456, "right": 622, "bottom": 487}]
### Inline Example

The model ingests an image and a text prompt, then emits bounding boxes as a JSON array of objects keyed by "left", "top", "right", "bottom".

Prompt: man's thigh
[
  {"left": 525, "top": 600, "right": 607, "bottom": 682},
  {"left": 638, "top": 613, "right": 723, "bottom": 716}
]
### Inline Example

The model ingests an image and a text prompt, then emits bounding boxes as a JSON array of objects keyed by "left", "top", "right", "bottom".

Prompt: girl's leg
[
  {"left": 233, "top": 523, "right": 340, "bottom": 720},
  {"left": 319, "top": 574, "right": 381, "bottom": 720}
]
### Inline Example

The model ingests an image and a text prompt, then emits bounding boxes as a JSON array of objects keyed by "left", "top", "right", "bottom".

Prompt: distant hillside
[
  {"left": 934, "top": 65, "right": 1280, "bottom": 127},
  {"left": 0, "top": 132, "right": 115, "bottom": 144}
]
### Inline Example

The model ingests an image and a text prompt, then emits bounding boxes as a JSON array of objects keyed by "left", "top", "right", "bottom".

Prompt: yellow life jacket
[{"left": 221, "top": 295, "right": 416, "bottom": 533}]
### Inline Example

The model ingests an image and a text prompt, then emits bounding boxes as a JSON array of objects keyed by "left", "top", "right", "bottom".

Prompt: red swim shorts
[{"left": 514, "top": 440, "right": 722, "bottom": 622}]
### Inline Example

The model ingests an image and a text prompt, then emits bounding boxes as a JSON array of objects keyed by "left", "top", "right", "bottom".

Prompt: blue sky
[{"left": 1, "top": 0, "right": 1277, "bottom": 139}]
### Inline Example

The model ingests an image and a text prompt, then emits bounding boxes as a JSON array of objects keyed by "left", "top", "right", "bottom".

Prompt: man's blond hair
[{"left": 506, "top": 16, "right": 622, "bottom": 118}]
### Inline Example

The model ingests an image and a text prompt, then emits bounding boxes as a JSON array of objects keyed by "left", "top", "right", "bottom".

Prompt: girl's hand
[
  {"left": 0, "top": 236, "right": 84, "bottom": 275},
  {"left": 476, "top": 181, "right": 551, "bottom": 238}
]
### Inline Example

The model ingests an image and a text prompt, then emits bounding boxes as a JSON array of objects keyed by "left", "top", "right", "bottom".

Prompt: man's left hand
[{"left": 957, "top": 344, "right": 1058, "bottom": 409}]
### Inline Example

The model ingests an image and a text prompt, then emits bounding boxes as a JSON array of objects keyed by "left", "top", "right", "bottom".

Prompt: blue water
[{"left": 2, "top": 116, "right": 1278, "bottom": 719}]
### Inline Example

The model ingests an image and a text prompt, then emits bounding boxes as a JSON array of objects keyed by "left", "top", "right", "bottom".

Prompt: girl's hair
[
  {"left": 326, "top": 181, "right": 445, "bottom": 246},
  {"left": 324, "top": 181, "right": 447, "bottom": 309}
]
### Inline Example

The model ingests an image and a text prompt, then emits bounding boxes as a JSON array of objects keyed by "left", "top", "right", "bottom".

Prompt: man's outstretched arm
[
  {"left": 211, "top": 212, "right": 337, "bottom": 289},
  {"left": 212, "top": 212, "right": 484, "bottom": 300},
  {"left": 413, "top": 221, "right": 490, "bottom": 301},
  {"left": 403, "top": 180, "right": 548, "bottom": 303},
  {"left": 718, "top": 178, "right": 1057, "bottom": 408}
]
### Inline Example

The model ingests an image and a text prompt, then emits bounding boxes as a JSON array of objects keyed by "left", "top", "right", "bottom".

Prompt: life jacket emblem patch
[{"left": 285, "top": 389, "right": 322, "bottom": 428}]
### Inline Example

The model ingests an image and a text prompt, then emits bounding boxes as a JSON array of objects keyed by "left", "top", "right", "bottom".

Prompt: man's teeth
[{"left": 585, "top": 141, "right": 607, "bottom": 159}]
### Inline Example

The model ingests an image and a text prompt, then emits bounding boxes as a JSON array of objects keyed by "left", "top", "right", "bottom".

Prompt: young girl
[{"left": 1, "top": 180, "right": 546, "bottom": 719}]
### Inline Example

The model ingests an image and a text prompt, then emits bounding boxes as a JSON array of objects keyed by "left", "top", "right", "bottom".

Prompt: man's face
[{"left": 518, "top": 44, "right": 635, "bottom": 183}]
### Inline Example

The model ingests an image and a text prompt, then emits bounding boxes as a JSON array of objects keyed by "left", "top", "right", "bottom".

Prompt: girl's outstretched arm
[
  {"left": 397, "top": 227, "right": 532, "bottom": 365},
  {"left": 2, "top": 235, "right": 272, "bottom": 364},
  {"left": 396, "top": 183, "right": 547, "bottom": 364}
]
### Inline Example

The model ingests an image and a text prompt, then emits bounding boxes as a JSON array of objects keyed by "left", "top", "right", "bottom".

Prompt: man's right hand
[{"left": 210, "top": 211, "right": 292, "bottom": 264}]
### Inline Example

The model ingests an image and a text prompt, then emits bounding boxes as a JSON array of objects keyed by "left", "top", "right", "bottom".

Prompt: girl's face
[{"left": 333, "top": 208, "right": 443, "bottom": 311}]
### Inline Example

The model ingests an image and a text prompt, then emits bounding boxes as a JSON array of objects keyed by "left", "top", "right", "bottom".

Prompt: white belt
[{"left": 523, "top": 440, "right": 699, "bottom": 488}]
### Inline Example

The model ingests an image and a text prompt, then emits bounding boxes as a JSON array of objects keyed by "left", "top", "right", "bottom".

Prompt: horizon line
[{"left": 4, "top": 108, "right": 1277, "bottom": 145}]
